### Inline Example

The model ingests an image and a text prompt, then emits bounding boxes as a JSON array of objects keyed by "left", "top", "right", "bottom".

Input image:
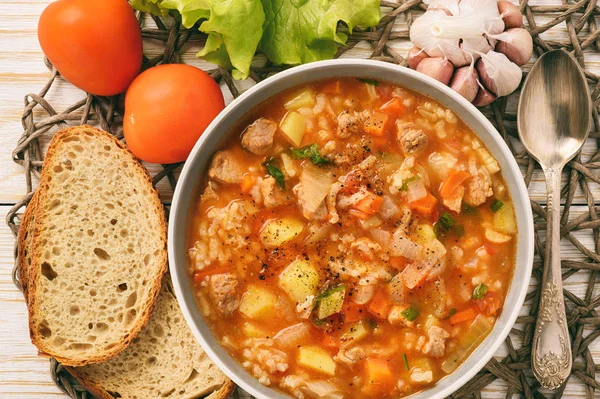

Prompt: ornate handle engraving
[{"left": 532, "top": 168, "right": 571, "bottom": 389}]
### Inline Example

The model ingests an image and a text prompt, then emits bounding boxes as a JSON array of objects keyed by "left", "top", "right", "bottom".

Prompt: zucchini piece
[
  {"left": 340, "top": 321, "right": 368, "bottom": 348},
  {"left": 298, "top": 346, "right": 336, "bottom": 376},
  {"left": 493, "top": 203, "right": 517, "bottom": 235},
  {"left": 415, "top": 224, "right": 436, "bottom": 244},
  {"left": 285, "top": 90, "right": 316, "bottom": 111},
  {"left": 316, "top": 285, "right": 346, "bottom": 320},
  {"left": 280, "top": 111, "right": 306, "bottom": 147},
  {"left": 239, "top": 285, "right": 278, "bottom": 319},
  {"left": 279, "top": 259, "right": 320, "bottom": 303},
  {"left": 441, "top": 315, "right": 493, "bottom": 373},
  {"left": 260, "top": 218, "right": 304, "bottom": 247}
]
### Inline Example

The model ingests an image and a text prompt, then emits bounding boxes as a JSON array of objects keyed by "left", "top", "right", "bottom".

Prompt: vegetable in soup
[{"left": 187, "top": 78, "right": 517, "bottom": 398}]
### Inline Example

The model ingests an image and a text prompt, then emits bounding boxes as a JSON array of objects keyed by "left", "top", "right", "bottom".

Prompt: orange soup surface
[{"left": 187, "top": 78, "right": 517, "bottom": 398}]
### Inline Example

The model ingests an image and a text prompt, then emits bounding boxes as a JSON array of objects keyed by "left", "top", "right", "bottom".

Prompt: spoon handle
[{"left": 532, "top": 167, "right": 572, "bottom": 389}]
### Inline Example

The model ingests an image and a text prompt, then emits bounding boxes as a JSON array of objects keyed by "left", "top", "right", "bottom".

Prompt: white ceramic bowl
[{"left": 168, "top": 59, "right": 534, "bottom": 399}]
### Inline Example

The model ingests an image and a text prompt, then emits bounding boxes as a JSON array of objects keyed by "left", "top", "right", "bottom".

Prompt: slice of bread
[
  {"left": 18, "top": 199, "right": 234, "bottom": 399},
  {"left": 68, "top": 280, "right": 234, "bottom": 399},
  {"left": 27, "top": 125, "right": 168, "bottom": 366}
]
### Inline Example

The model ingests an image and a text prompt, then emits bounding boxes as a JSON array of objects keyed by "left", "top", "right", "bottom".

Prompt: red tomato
[
  {"left": 38, "top": 0, "right": 142, "bottom": 96},
  {"left": 124, "top": 64, "right": 225, "bottom": 164}
]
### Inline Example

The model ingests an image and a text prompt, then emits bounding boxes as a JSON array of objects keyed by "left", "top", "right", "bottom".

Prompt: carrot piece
[
  {"left": 353, "top": 192, "right": 383, "bottom": 214},
  {"left": 364, "top": 357, "right": 395, "bottom": 394},
  {"left": 409, "top": 191, "right": 438, "bottom": 215},
  {"left": 364, "top": 111, "right": 389, "bottom": 137},
  {"left": 449, "top": 307, "right": 477, "bottom": 324},
  {"left": 240, "top": 174, "right": 257, "bottom": 194},
  {"left": 348, "top": 209, "right": 370, "bottom": 220},
  {"left": 343, "top": 303, "right": 365, "bottom": 323},
  {"left": 368, "top": 290, "right": 392, "bottom": 319},
  {"left": 380, "top": 98, "right": 406, "bottom": 116},
  {"left": 439, "top": 171, "right": 471, "bottom": 199},
  {"left": 321, "top": 334, "right": 339, "bottom": 350},
  {"left": 322, "top": 80, "right": 341, "bottom": 94}
]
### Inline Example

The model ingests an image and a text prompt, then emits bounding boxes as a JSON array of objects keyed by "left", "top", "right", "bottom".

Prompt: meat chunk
[
  {"left": 442, "top": 185, "right": 464, "bottom": 213},
  {"left": 250, "top": 177, "right": 287, "bottom": 208},
  {"left": 397, "top": 122, "right": 428, "bottom": 157},
  {"left": 293, "top": 164, "right": 334, "bottom": 221},
  {"left": 336, "top": 111, "right": 366, "bottom": 138},
  {"left": 335, "top": 347, "right": 365, "bottom": 366},
  {"left": 388, "top": 305, "right": 415, "bottom": 327},
  {"left": 464, "top": 174, "right": 493, "bottom": 206},
  {"left": 208, "top": 150, "right": 244, "bottom": 184},
  {"left": 209, "top": 273, "right": 240, "bottom": 317},
  {"left": 422, "top": 326, "right": 450, "bottom": 358},
  {"left": 241, "top": 118, "right": 277, "bottom": 155}
]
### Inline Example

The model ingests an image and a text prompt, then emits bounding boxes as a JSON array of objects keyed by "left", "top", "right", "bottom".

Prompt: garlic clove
[
  {"left": 408, "top": 46, "right": 429, "bottom": 69},
  {"left": 425, "top": 0, "right": 459, "bottom": 15},
  {"left": 449, "top": 66, "right": 479, "bottom": 102},
  {"left": 416, "top": 57, "right": 455, "bottom": 85},
  {"left": 473, "top": 85, "right": 497, "bottom": 107},
  {"left": 493, "top": 28, "right": 533, "bottom": 66},
  {"left": 476, "top": 51, "right": 522, "bottom": 97},
  {"left": 497, "top": 1, "right": 523, "bottom": 29}
]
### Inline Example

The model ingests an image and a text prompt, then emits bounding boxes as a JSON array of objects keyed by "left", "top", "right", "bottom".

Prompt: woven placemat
[{"left": 6, "top": 1, "right": 600, "bottom": 398}]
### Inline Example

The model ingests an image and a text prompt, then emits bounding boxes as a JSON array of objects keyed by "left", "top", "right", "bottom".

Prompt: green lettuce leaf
[
  {"left": 131, "top": 0, "right": 264, "bottom": 79},
  {"left": 130, "top": 0, "right": 381, "bottom": 79},
  {"left": 260, "top": 0, "right": 381, "bottom": 65}
]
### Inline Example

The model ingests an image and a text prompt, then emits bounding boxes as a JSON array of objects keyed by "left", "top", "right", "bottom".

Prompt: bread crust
[
  {"left": 67, "top": 368, "right": 235, "bottom": 399},
  {"left": 27, "top": 125, "right": 168, "bottom": 367},
  {"left": 17, "top": 191, "right": 38, "bottom": 302}
]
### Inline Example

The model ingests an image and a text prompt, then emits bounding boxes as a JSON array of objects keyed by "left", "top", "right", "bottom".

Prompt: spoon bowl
[
  {"left": 518, "top": 50, "right": 591, "bottom": 168},
  {"left": 518, "top": 49, "right": 591, "bottom": 389}
]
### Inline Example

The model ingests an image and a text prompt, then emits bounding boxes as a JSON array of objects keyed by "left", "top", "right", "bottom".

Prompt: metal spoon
[{"left": 518, "top": 49, "right": 591, "bottom": 389}]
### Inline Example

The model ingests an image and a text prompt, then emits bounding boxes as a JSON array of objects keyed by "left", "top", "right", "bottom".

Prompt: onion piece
[
  {"left": 273, "top": 323, "right": 311, "bottom": 349},
  {"left": 380, "top": 196, "right": 400, "bottom": 219},
  {"left": 302, "top": 380, "right": 344, "bottom": 399},
  {"left": 370, "top": 229, "right": 391, "bottom": 247},
  {"left": 352, "top": 284, "right": 376, "bottom": 305},
  {"left": 389, "top": 273, "right": 405, "bottom": 303},
  {"left": 406, "top": 177, "right": 427, "bottom": 202},
  {"left": 391, "top": 230, "right": 423, "bottom": 260}
]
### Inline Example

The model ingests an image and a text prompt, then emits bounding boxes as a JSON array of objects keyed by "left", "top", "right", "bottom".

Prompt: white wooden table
[{"left": 0, "top": 1, "right": 598, "bottom": 397}]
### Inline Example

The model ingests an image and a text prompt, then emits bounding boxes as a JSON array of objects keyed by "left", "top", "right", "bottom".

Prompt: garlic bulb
[
  {"left": 410, "top": 0, "right": 504, "bottom": 67},
  {"left": 476, "top": 51, "right": 522, "bottom": 97},
  {"left": 449, "top": 66, "right": 479, "bottom": 102},
  {"left": 491, "top": 28, "right": 533, "bottom": 66},
  {"left": 407, "top": 46, "right": 429, "bottom": 69},
  {"left": 497, "top": 1, "right": 523, "bottom": 29},
  {"left": 416, "top": 57, "right": 455, "bottom": 85},
  {"left": 473, "top": 85, "right": 496, "bottom": 107}
]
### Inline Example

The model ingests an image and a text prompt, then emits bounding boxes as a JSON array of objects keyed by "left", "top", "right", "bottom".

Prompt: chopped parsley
[
  {"left": 400, "top": 176, "right": 418, "bottom": 191},
  {"left": 263, "top": 158, "right": 285, "bottom": 188},
  {"left": 447, "top": 308, "right": 457, "bottom": 319},
  {"left": 403, "top": 353, "right": 410, "bottom": 370},
  {"left": 462, "top": 203, "right": 479, "bottom": 215},
  {"left": 491, "top": 199, "right": 504, "bottom": 213},
  {"left": 290, "top": 144, "right": 329, "bottom": 165},
  {"left": 357, "top": 78, "right": 380, "bottom": 86},
  {"left": 438, "top": 212, "right": 455, "bottom": 230},
  {"left": 472, "top": 283, "right": 488, "bottom": 300},
  {"left": 435, "top": 212, "right": 463, "bottom": 238},
  {"left": 401, "top": 305, "right": 420, "bottom": 322}
]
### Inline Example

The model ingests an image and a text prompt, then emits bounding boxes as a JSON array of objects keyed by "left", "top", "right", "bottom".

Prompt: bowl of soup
[{"left": 168, "top": 59, "right": 534, "bottom": 399}]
